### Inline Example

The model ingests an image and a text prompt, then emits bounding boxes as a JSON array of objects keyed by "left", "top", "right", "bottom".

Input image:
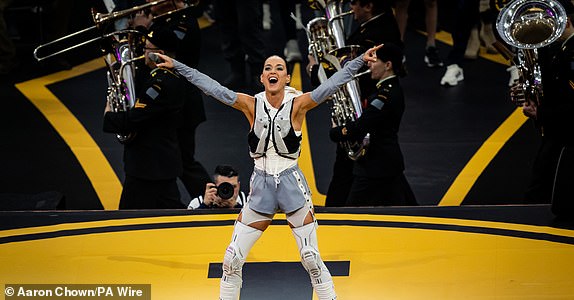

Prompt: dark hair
[
  {"left": 214, "top": 165, "right": 239, "bottom": 178},
  {"left": 376, "top": 43, "right": 407, "bottom": 77},
  {"left": 265, "top": 55, "right": 289, "bottom": 71}
]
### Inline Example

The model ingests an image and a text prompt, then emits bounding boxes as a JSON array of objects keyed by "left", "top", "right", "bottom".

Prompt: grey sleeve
[
  {"left": 310, "top": 54, "right": 365, "bottom": 104},
  {"left": 173, "top": 59, "right": 237, "bottom": 106}
]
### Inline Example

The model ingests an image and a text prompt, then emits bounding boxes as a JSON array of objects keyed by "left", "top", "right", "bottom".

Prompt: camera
[{"left": 215, "top": 182, "right": 234, "bottom": 200}]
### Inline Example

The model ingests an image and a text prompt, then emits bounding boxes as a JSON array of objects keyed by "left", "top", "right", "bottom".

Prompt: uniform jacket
[
  {"left": 539, "top": 35, "right": 574, "bottom": 145},
  {"left": 158, "top": 14, "right": 206, "bottom": 130},
  {"left": 103, "top": 68, "right": 185, "bottom": 180},
  {"left": 330, "top": 76, "right": 406, "bottom": 178},
  {"left": 346, "top": 10, "right": 403, "bottom": 52}
]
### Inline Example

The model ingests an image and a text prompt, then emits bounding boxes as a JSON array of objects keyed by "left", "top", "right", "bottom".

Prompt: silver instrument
[
  {"left": 33, "top": 0, "right": 197, "bottom": 62},
  {"left": 306, "top": 0, "right": 369, "bottom": 160},
  {"left": 103, "top": 32, "right": 143, "bottom": 143},
  {"left": 496, "top": 0, "right": 567, "bottom": 107},
  {"left": 33, "top": 0, "right": 198, "bottom": 143}
]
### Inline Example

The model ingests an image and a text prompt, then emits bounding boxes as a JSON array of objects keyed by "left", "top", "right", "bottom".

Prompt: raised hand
[
  {"left": 155, "top": 53, "right": 174, "bottom": 69},
  {"left": 522, "top": 100, "right": 537, "bottom": 119},
  {"left": 509, "top": 82, "right": 526, "bottom": 107},
  {"left": 363, "top": 44, "right": 384, "bottom": 63}
]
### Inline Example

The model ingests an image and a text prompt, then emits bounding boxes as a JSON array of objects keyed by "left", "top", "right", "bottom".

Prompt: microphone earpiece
[{"left": 148, "top": 52, "right": 163, "bottom": 64}]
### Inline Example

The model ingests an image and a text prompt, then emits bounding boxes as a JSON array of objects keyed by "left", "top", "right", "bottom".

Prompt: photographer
[{"left": 187, "top": 165, "right": 245, "bottom": 209}]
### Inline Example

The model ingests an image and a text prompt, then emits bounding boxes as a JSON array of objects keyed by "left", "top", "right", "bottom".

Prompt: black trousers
[
  {"left": 325, "top": 145, "right": 354, "bottom": 207},
  {"left": 552, "top": 146, "right": 574, "bottom": 217},
  {"left": 447, "top": 0, "right": 480, "bottom": 65},
  {"left": 527, "top": 137, "right": 574, "bottom": 217},
  {"left": 214, "top": 0, "right": 265, "bottom": 71},
  {"left": 346, "top": 173, "right": 417, "bottom": 207},
  {"left": 178, "top": 126, "right": 210, "bottom": 199},
  {"left": 119, "top": 175, "right": 182, "bottom": 209},
  {"left": 525, "top": 137, "right": 561, "bottom": 203}
]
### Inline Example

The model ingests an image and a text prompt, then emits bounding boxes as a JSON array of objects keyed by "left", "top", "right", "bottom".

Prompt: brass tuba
[
  {"left": 33, "top": 0, "right": 198, "bottom": 143},
  {"left": 102, "top": 31, "right": 142, "bottom": 143},
  {"left": 306, "top": 0, "right": 369, "bottom": 160},
  {"left": 496, "top": 0, "right": 567, "bottom": 107}
]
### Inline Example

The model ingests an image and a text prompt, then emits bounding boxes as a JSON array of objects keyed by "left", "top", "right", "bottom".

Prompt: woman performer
[{"left": 156, "top": 44, "right": 381, "bottom": 300}]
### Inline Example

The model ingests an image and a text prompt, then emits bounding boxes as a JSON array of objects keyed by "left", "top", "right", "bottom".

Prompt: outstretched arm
[
  {"left": 155, "top": 53, "right": 237, "bottom": 105},
  {"left": 296, "top": 44, "right": 382, "bottom": 113},
  {"left": 155, "top": 53, "right": 255, "bottom": 124},
  {"left": 154, "top": 54, "right": 255, "bottom": 119}
]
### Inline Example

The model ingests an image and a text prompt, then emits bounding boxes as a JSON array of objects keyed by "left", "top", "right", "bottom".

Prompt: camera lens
[{"left": 217, "top": 182, "right": 234, "bottom": 200}]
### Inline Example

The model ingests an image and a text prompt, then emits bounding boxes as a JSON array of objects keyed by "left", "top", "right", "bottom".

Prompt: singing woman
[{"left": 155, "top": 44, "right": 380, "bottom": 300}]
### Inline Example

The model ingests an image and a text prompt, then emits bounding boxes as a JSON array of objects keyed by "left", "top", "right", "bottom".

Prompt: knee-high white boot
[
  {"left": 292, "top": 222, "right": 337, "bottom": 300},
  {"left": 219, "top": 221, "right": 263, "bottom": 300}
]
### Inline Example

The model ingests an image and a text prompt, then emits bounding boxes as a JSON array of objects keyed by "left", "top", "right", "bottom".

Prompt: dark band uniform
[
  {"left": 330, "top": 76, "right": 416, "bottom": 206},
  {"left": 527, "top": 32, "right": 574, "bottom": 217},
  {"left": 137, "top": 11, "right": 211, "bottom": 200},
  {"left": 311, "top": 5, "right": 403, "bottom": 207},
  {"left": 103, "top": 68, "right": 186, "bottom": 209}
]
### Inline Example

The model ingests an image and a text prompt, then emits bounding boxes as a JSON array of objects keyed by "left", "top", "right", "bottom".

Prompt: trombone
[{"left": 33, "top": 0, "right": 199, "bottom": 61}]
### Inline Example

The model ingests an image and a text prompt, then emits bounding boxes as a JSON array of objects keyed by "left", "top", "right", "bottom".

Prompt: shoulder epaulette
[{"left": 375, "top": 81, "right": 393, "bottom": 103}]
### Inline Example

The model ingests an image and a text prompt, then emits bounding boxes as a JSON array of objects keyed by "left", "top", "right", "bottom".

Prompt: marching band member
[
  {"left": 131, "top": 0, "right": 212, "bottom": 201},
  {"left": 330, "top": 43, "right": 416, "bottom": 206},
  {"left": 510, "top": 0, "right": 574, "bottom": 218},
  {"left": 103, "top": 32, "right": 187, "bottom": 209}
]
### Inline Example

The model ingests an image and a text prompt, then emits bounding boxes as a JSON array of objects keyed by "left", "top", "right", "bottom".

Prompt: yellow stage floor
[{"left": 2, "top": 207, "right": 573, "bottom": 299}]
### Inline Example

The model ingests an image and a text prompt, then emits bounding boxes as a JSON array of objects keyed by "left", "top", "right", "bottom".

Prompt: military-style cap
[{"left": 147, "top": 27, "right": 179, "bottom": 52}]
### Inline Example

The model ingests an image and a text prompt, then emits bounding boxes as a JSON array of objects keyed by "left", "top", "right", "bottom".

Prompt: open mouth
[{"left": 269, "top": 76, "right": 278, "bottom": 84}]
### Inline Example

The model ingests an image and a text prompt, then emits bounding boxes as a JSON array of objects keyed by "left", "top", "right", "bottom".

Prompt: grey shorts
[{"left": 247, "top": 165, "right": 312, "bottom": 215}]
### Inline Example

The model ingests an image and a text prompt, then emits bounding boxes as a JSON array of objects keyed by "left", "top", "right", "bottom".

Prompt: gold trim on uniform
[
  {"left": 134, "top": 99, "right": 147, "bottom": 109},
  {"left": 151, "top": 67, "right": 180, "bottom": 78}
]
